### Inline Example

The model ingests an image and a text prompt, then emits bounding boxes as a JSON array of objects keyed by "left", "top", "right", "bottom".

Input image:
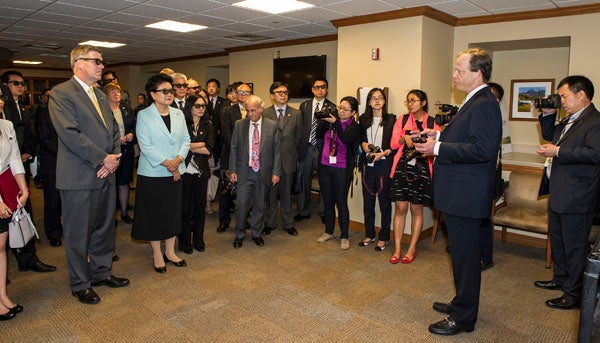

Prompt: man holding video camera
[
  {"left": 414, "top": 48, "right": 501, "bottom": 335},
  {"left": 534, "top": 75, "right": 600, "bottom": 310}
]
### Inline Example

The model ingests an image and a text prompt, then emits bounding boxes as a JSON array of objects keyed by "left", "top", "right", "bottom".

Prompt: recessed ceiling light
[
  {"left": 79, "top": 41, "right": 126, "bottom": 48},
  {"left": 233, "top": 0, "right": 314, "bottom": 14},
  {"left": 145, "top": 20, "right": 207, "bottom": 33},
  {"left": 13, "top": 60, "right": 42, "bottom": 65}
]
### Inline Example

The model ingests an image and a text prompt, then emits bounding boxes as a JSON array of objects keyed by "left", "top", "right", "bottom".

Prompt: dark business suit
[
  {"left": 538, "top": 104, "right": 600, "bottom": 302},
  {"left": 297, "top": 98, "right": 335, "bottom": 217},
  {"left": 229, "top": 117, "right": 281, "bottom": 239},
  {"left": 208, "top": 96, "right": 225, "bottom": 165},
  {"left": 218, "top": 104, "right": 243, "bottom": 227},
  {"left": 35, "top": 103, "right": 63, "bottom": 241},
  {"left": 115, "top": 104, "right": 136, "bottom": 186},
  {"left": 263, "top": 105, "right": 302, "bottom": 230},
  {"left": 170, "top": 97, "right": 187, "bottom": 111},
  {"left": 433, "top": 86, "right": 501, "bottom": 326},
  {"left": 49, "top": 77, "right": 121, "bottom": 292}
]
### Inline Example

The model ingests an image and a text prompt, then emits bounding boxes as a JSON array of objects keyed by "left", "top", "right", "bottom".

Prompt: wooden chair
[{"left": 492, "top": 171, "right": 551, "bottom": 267}]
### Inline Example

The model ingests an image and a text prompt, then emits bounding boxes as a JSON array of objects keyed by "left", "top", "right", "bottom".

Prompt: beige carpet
[{"left": 0, "top": 188, "right": 579, "bottom": 342}]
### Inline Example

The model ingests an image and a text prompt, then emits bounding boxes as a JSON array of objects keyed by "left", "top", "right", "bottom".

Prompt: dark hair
[
  {"left": 196, "top": 88, "right": 209, "bottom": 102},
  {"left": 558, "top": 75, "right": 595, "bottom": 100},
  {"left": 340, "top": 96, "right": 358, "bottom": 113},
  {"left": 269, "top": 81, "right": 288, "bottom": 94},
  {"left": 313, "top": 77, "right": 328, "bottom": 88},
  {"left": 183, "top": 95, "right": 209, "bottom": 125},
  {"left": 225, "top": 84, "right": 237, "bottom": 94},
  {"left": 462, "top": 48, "right": 492, "bottom": 83},
  {"left": 360, "top": 88, "right": 391, "bottom": 129},
  {"left": 1, "top": 70, "right": 24, "bottom": 84},
  {"left": 42, "top": 88, "right": 52, "bottom": 94},
  {"left": 407, "top": 89, "right": 429, "bottom": 113},
  {"left": 101, "top": 70, "right": 117, "bottom": 80},
  {"left": 488, "top": 82, "right": 504, "bottom": 101},
  {"left": 137, "top": 93, "right": 147, "bottom": 100},
  {"left": 206, "top": 78, "right": 220, "bottom": 88},
  {"left": 145, "top": 73, "right": 173, "bottom": 100}
]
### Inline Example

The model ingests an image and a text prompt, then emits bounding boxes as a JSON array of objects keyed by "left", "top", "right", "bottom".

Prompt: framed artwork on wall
[{"left": 509, "top": 79, "right": 555, "bottom": 121}]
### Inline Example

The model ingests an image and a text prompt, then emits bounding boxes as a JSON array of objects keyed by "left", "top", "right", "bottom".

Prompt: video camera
[
  {"left": 314, "top": 103, "right": 338, "bottom": 120},
  {"left": 434, "top": 101, "right": 459, "bottom": 126},
  {"left": 531, "top": 94, "right": 561, "bottom": 109}
]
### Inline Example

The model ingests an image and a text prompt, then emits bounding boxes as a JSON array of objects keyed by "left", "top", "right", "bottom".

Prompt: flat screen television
[{"left": 273, "top": 55, "right": 326, "bottom": 98}]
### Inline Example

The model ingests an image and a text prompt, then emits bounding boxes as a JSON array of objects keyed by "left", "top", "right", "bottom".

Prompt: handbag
[
  {"left": 0, "top": 167, "right": 20, "bottom": 211},
  {"left": 9, "top": 206, "right": 38, "bottom": 249}
]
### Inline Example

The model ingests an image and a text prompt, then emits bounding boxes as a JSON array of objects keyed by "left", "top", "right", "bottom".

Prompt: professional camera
[
  {"left": 314, "top": 103, "right": 338, "bottom": 120},
  {"left": 403, "top": 134, "right": 428, "bottom": 161},
  {"left": 366, "top": 144, "right": 382, "bottom": 163},
  {"left": 531, "top": 94, "right": 561, "bottom": 109},
  {"left": 412, "top": 133, "right": 429, "bottom": 144},
  {"left": 435, "top": 101, "right": 459, "bottom": 126}
]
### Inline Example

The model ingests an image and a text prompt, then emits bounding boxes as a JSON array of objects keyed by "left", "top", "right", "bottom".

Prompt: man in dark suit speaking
[
  {"left": 534, "top": 75, "right": 600, "bottom": 310},
  {"left": 229, "top": 95, "right": 281, "bottom": 249},
  {"left": 49, "top": 45, "right": 129, "bottom": 305},
  {"left": 414, "top": 48, "right": 501, "bottom": 335}
]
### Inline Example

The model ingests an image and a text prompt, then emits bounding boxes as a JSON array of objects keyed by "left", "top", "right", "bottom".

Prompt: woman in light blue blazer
[{"left": 131, "top": 73, "right": 190, "bottom": 273}]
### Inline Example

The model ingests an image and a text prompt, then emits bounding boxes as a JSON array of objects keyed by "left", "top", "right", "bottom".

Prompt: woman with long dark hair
[
  {"left": 178, "top": 95, "right": 214, "bottom": 254},
  {"left": 358, "top": 88, "right": 396, "bottom": 251},
  {"left": 388, "top": 89, "right": 439, "bottom": 264}
]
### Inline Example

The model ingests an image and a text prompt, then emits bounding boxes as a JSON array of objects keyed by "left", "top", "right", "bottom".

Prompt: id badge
[
  {"left": 329, "top": 155, "right": 337, "bottom": 164},
  {"left": 367, "top": 162, "right": 374, "bottom": 167}
]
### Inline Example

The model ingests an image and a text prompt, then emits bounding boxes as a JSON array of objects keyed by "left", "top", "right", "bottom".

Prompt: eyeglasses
[
  {"left": 188, "top": 86, "right": 200, "bottom": 91},
  {"left": 273, "top": 91, "right": 288, "bottom": 96},
  {"left": 76, "top": 58, "right": 107, "bottom": 66},
  {"left": 173, "top": 83, "right": 188, "bottom": 89},
  {"left": 237, "top": 90, "right": 251, "bottom": 96},
  {"left": 7, "top": 80, "right": 26, "bottom": 87},
  {"left": 313, "top": 85, "right": 327, "bottom": 90},
  {"left": 153, "top": 88, "right": 175, "bottom": 95},
  {"left": 337, "top": 106, "right": 352, "bottom": 112},
  {"left": 371, "top": 97, "right": 384, "bottom": 102},
  {"left": 404, "top": 99, "right": 421, "bottom": 105},
  {"left": 193, "top": 104, "right": 206, "bottom": 109}
]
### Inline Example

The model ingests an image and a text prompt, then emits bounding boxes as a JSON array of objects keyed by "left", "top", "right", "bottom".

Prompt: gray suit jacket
[
  {"left": 49, "top": 77, "right": 121, "bottom": 190},
  {"left": 229, "top": 117, "right": 281, "bottom": 185},
  {"left": 263, "top": 105, "right": 302, "bottom": 174}
]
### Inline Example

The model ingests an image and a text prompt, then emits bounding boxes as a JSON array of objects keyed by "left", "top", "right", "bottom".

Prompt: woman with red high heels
[{"left": 388, "top": 90, "right": 439, "bottom": 264}]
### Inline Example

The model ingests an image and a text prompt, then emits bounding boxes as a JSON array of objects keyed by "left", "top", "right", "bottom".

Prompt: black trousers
[
  {"left": 361, "top": 162, "right": 391, "bottom": 241},
  {"left": 318, "top": 164, "right": 352, "bottom": 239},
  {"left": 179, "top": 172, "right": 208, "bottom": 250},
  {"left": 479, "top": 217, "right": 493, "bottom": 263},
  {"left": 41, "top": 174, "right": 63, "bottom": 241}
]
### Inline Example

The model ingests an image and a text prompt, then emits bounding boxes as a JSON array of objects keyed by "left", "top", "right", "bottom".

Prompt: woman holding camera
[
  {"left": 315, "top": 96, "right": 361, "bottom": 250},
  {"left": 388, "top": 90, "right": 439, "bottom": 264},
  {"left": 358, "top": 88, "right": 395, "bottom": 251}
]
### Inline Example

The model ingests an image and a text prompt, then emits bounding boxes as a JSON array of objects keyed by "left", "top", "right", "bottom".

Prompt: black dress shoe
[
  {"left": 284, "top": 227, "right": 298, "bottom": 236},
  {"left": 217, "top": 224, "right": 228, "bottom": 233},
  {"left": 49, "top": 239, "right": 62, "bottom": 247},
  {"left": 72, "top": 288, "right": 100, "bottom": 304},
  {"left": 252, "top": 236, "right": 265, "bottom": 246},
  {"left": 163, "top": 255, "right": 187, "bottom": 267},
  {"left": 154, "top": 265, "right": 167, "bottom": 273},
  {"left": 91, "top": 275, "right": 130, "bottom": 288},
  {"left": 262, "top": 226, "right": 275, "bottom": 235},
  {"left": 428, "top": 317, "right": 474, "bottom": 336},
  {"left": 534, "top": 280, "right": 562, "bottom": 290},
  {"left": 112, "top": 254, "right": 120, "bottom": 262},
  {"left": 180, "top": 246, "right": 193, "bottom": 254},
  {"left": 433, "top": 302, "right": 452, "bottom": 314},
  {"left": 294, "top": 214, "right": 310, "bottom": 221},
  {"left": 9, "top": 304, "right": 23, "bottom": 314},
  {"left": 0, "top": 310, "right": 16, "bottom": 321},
  {"left": 481, "top": 260, "right": 494, "bottom": 271},
  {"left": 19, "top": 261, "right": 57, "bottom": 273},
  {"left": 194, "top": 245, "right": 205, "bottom": 252},
  {"left": 546, "top": 296, "right": 580, "bottom": 310},
  {"left": 121, "top": 215, "right": 133, "bottom": 224},
  {"left": 233, "top": 238, "right": 244, "bottom": 249}
]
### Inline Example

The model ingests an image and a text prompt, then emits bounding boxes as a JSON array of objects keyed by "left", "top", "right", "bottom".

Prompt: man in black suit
[
  {"left": 49, "top": 45, "right": 129, "bottom": 305},
  {"left": 534, "top": 75, "right": 600, "bottom": 310},
  {"left": 217, "top": 82, "right": 252, "bottom": 233},
  {"left": 1, "top": 71, "right": 56, "bottom": 273},
  {"left": 414, "top": 48, "right": 501, "bottom": 335},
  {"left": 206, "top": 78, "right": 225, "bottom": 165},
  {"left": 229, "top": 95, "right": 281, "bottom": 248},
  {"left": 170, "top": 72, "right": 188, "bottom": 111},
  {"left": 35, "top": 88, "right": 63, "bottom": 247},
  {"left": 296, "top": 77, "right": 334, "bottom": 222}
]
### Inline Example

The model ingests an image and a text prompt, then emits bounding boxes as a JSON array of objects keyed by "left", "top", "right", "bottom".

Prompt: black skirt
[
  {"left": 0, "top": 216, "right": 9, "bottom": 233},
  {"left": 131, "top": 175, "right": 182, "bottom": 241},
  {"left": 116, "top": 143, "right": 135, "bottom": 185},
  {"left": 388, "top": 155, "right": 433, "bottom": 206}
]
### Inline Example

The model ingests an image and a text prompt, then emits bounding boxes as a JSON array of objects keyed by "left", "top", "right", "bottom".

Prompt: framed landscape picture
[{"left": 509, "top": 79, "right": 555, "bottom": 121}]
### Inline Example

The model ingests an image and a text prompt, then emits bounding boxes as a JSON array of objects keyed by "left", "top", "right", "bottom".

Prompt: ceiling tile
[
  {"left": 217, "top": 22, "right": 272, "bottom": 33},
  {"left": 42, "top": 3, "right": 112, "bottom": 19},
  {"left": 56, "top": 0, "right": 140, "bottom": 12},
  {"left": 101, "top": 12, "right": 158, "bottom": 25},
  {"left": 0, "top": 6, "right": 35, "bottom": 18},
  {"left": 245, "top": 14, "right": 309, "bottom": 28},
  {"left": 202, "top": 5, "right": 268, "bottom": 21},
  {"left": 146, "top": 0, "right": 223, "bottom": 12},
  {"left": 0, "top": 0, "right": 51, "bottom": 11},
  {"left": 120, "top": 3, "right": 188, "bottom": 19},
  {"left": 490, "top": 4, "right": 555, "bottom": 14},
  {"left": 19, "top": 19, "right": 74, "bottom": 30},
  {"left": 430, "top": 0, "right": 487, "bottom": 16},
  {"left": 283, "top": 22, "right": 337, "bottom": 35},
  {"left": 29, "top": 12, "right": 89, "bottom": 25},
  {"left": 82, "top": 20, "right": 139, "bottom": 31},
  {"left": 177, "top": 13, "right": 235, "bottom": 27},
  {"left": 324, "top": 0, "right": 400, "bottom": 15},
  {"left": 283, "top": 6, "right": 349, "bottom": 21}
]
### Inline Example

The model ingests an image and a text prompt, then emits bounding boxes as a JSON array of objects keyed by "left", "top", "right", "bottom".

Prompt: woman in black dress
[{"left": 179, "top": 95, "right": 214, "bottom": 254}]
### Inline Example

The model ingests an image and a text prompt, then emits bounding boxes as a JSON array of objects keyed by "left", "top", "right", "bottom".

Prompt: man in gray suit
[
  {"left": 49, "top": 45, "right": 129, "bottom": 305},
  {"left": 229, "top": 95, "right": 281, "bottom": 249},
  {"left": 262, "top": 82, "right": 302, "bottom": 236}
]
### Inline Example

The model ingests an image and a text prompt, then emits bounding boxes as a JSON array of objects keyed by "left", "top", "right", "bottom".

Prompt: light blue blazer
[{"left": 136, "top": 103, "right": 190, "bottom": 177}]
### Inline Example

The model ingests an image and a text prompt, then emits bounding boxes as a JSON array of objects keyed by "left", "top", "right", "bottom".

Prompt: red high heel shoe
[
  {"left": 401, "top": 253, "right": 417, "bottom": 264},
  {"left": 389, "top": 255, "right": 401, "bottom": 264}
]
